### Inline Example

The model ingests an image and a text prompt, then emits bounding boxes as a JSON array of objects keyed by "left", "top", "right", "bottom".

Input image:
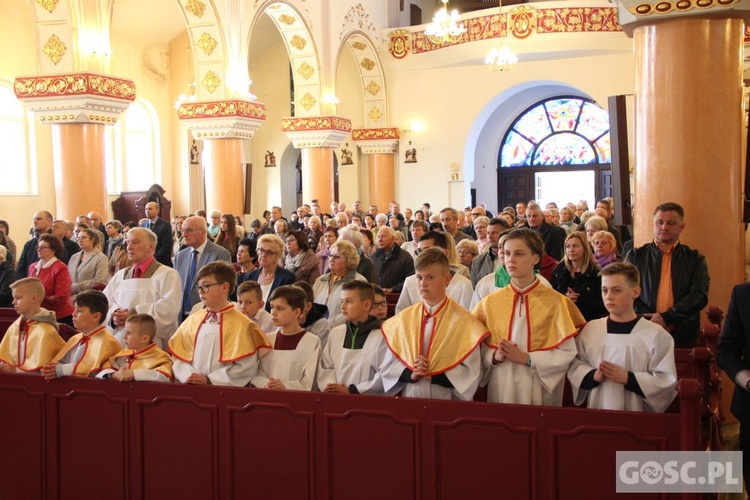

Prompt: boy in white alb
[
  {"left": 381, "top": 248, "right": 488, "bottom": 400},
  {"left": 568, "top": 262, "right": 677, "bottom": 412},
  {"left": 251, "top": 286, "right": 320, "bottom": 391},
  {"left": 98, "top": 314, "right": 173, "bottom": 382},
  {"left": 169, "top": 262, "right": 271, "bottom": 387},
  {"left": 237, "top": 281, "right": 274, "bottom": 333},
  {"left": 318, "top": 281, "right": 390, "bottom": 395},
  {"left": 42, "top": 290, "right": 121, "bottom": 379}
]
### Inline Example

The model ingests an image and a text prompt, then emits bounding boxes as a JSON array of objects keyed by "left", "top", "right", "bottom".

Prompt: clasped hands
[{"left": 494, "top": 339, "right": 529, "bottom": 365}]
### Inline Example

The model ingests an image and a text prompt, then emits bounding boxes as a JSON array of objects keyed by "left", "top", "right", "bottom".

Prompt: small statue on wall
[
  {"left": 340, "top": 143, "right": 353, "bottom": 165},
  {"left": 190, "top": 140, "right": 200, "bottom": 164},
  {"left": 265, "top": 150, "right": 276, "bottom": 167},
  {"left": 404, "top": 140, "right": 417, "bottom": 163}
]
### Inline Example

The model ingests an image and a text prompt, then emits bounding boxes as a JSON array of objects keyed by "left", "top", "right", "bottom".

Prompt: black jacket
[
  {"left": 550, "top": 262, "right": 607, "bottom": 321},
  {"left": 0, "top": 260, "right": 16, "bottom": 307},
  {"left": 371, "top": 244, "right": 414, "bottom": 293},
  {"left": 532, "top": 221, "right": 566, "bottom": 261},
  {"left": 625, "top": 242, "right": 709, "bottom": 346},
  {"left": 718, "top": 283, "right": 750, "bottom": 420}
]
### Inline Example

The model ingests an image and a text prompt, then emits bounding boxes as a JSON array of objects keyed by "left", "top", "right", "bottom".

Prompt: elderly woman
[
  {"left": 273, "top": 218, "right": 290, "bottom": 240},
  {"left": 0, "top": 245, "right": 16, "bottom": 307},
  {"left": 338, "top": 224, "right": 376, "bottom": 283},
  {"left": 550, "top": 231, "right": 607, "bottom": 321},
  {"left": 215, "top": 214, "right": 240, "bottom": 262},
  {"left": 456, "top": 239, "right": 479, "bottom": 269},
  {"left": 312, "top": 240, "right": 366, "bottom": 327},
  {"left": 29, "top": 234, "right": 74, "bottom": 325},
  {"left": 473, "top": 215, "right": 491, "bottom": 254},
  {"left": 306, "top": 215, "right": 324, "bottom": 252},
  {"left": 316, "top": 226, "right": 339, "bottom": 275},
  {"left": 559, "top": 207, "right": 576, "bottom": 233},
  {"left": 284, "top": 230, "right": 320, "bottom": 285},
  {"left": 246, "top": 234, "right": 296, "bottom": 311},
  {"left": 584, "top": 215, "right": 609, "bottom": 245},
  {"left": 591, "top": 230, "right": 620, "bottom": 269},
  {"left": 68, "top": 228, "right": 109, "bottom": 296},
  {"left": 103, "top": 219, "right": 123, "bottom": 259},
  {"left": 401, "top": 219, "right": 428, "bottom": 259},
  {"left": 389, "top": 215, "right": 408, "bottom": 242}
]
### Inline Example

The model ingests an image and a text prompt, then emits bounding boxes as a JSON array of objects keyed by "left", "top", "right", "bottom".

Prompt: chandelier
[
  {"left": 484, "top": 1, "right": 517, "bottom": 71},
  {"left": 424, "top": 0, "right": 466, "bottom": 44},
  {"left": 485, "top": 45, "right": 518, "bottom": 72}
]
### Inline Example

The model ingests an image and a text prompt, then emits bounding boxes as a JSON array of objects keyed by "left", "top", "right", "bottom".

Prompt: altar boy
[
  {"left": 0, "top": 278, "right": 65, "bottom": 374},
  {"left": 380, "top": 248, "right": 488, "bottom": 400},
  {"left": 169, "top": 262, "right": 271, "bottom": 386},
  {"left": 568, "top": 262, "right": 677, "bottom": 412},
  {"left": 42, "top": 291, "right": 121, "bottom": 379},
  {"left": 98, "top": 314, "right": 173, "bottom": 382},
  {"left": 317, "top": 281, "right": 390, "bottom": 395}
]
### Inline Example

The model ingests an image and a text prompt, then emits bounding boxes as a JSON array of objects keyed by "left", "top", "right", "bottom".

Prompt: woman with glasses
[
  {"left": 284, "top": 230, "right": 320, "bottom": 285},
  {"left": 68, "top": 228, "right": 109, "bottom": 297},
  {"left": 312, "top": 240, "right": 367, "bottom": 328},
  {"left": 29, "top": 234, "right": 74, "bottom": 326},
  {"left": 245, "top": 234, "right": 296, "bottom": 312}
]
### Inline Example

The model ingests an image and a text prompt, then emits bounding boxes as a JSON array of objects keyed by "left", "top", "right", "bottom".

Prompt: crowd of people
[{"left": 0, "top": 196, "right": 714, "bottom": 415}]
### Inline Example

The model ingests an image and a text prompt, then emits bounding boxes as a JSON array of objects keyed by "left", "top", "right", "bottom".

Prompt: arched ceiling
[{"left": 112, "top": 0, "right": 185, "bottom": 43}]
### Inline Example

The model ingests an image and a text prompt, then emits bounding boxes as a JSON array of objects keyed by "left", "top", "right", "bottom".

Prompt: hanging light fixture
[
  {"left": 484, "top": 1, "right": 518, "bottom": 71},
  {"left": 424, "top": 0, "right": 467, "bottom": 44}
]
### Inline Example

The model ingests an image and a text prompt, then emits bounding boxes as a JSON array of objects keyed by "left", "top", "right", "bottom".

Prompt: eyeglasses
[
  {"left": 329, "top": 254, "right": 343, "bottom": 261},
  {"left": 195, "top": 282, "right": 222, "bottom": 293},
  {"left": 257, "top": 248, "right": 277, "bottom": 255},
  {"left": 373, "top": 301, "right": 387, "bottom": 308}
]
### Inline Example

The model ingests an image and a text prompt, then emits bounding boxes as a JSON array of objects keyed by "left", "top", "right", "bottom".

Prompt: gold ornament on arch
[
  {"left": 201, "top": 71, "right": 221, "bottom": 94},
  {"left": 278, "top": 14, "right": 296, "bottom": 25},
  {"left": 197, "top": 33, "right": 218, "bottom": 56},
  {"left": 290, "top": 35, "right": 307, "bottom": 51},
  {"left": 43, "top": 35, "right": 66, "bottom": 65},
  {"left": 36, "top": 0, "right": 58, "bottom": 13},
  {"left": 185, "top": 0, "right": 206, "bottom": 18},
  {"left": 297, "top": 62, "right": 314, "bottom": 80},
  {"left": 360, "top": 58, "right": 376, "bottom": 71}
]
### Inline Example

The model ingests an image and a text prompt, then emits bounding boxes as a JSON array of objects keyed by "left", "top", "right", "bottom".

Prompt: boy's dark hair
[
  {"left": 599, "top": 261, "right": 641, "bottom": 288},
  {"left": 415, "top": 247, "right": 450, "bottom": 272},
  {"left": 418, "top": 231, "right": 449, "bottom": 250},
  {"left": 654, "top": 202, "right": 684, "bottom": 220},
  {"left": 292, "top": 281, "right": 315, "bottom": 303},
  {"left": 341, "top": 280, "right": 375, "bottom": 303},
  {"left": 270, "top": 285, "right": 307, "bottom": 312},
  {"left": 74, "top": 290, "right": 109, "bottom": 322},
  {"left": 196, "top": 261, "right": 236, "bottom": 292},
  {"left": 371, "top": 284, "right": 385, "bottom": 297},
  {"left": 237, "top": 281, "right": 262, "bottom": 301},
  {"left": 125, "top": 314, "right": 157, "bottom": 341}
]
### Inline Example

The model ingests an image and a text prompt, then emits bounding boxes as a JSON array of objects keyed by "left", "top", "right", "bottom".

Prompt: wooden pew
[
  {"left": 385, "top": 292, "right": 400, "bottom": 318},
  {"left": 0, "top": 374, "right": 702, "bottom": 499},
  {"left": 0, "top": 307, "right": 18, "bottom": 343}
]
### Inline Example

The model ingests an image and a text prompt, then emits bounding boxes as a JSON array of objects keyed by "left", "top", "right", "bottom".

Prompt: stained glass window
[{"left": 500, "top": 97, "right": 611, "bottom": 167}]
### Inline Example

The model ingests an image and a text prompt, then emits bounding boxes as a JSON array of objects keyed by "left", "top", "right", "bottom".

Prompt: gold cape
[
  {"left": 52, "top": 325, "right": 123, "bottom": 376},
  {"left": 104, "top": 343, "right": 174, "bottom": 380},
  {"left": 381, "top": 298, "right": 489, "bottom": 375},
  {"left": 0, "top": 317, "right": 65, "bottom": 372},
  {"left": 168, "top": 304, "right": 271, "bottom": 363},
  {"left": 473, "top": 280, "right": 586, "bottom": 352}
]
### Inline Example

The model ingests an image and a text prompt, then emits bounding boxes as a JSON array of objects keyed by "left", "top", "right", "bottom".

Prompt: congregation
[{"left": 0, "top": 196, "right": 710, "bottom": 414}]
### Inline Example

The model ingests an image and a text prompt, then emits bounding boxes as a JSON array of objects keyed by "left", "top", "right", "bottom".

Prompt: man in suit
[
  {"left": 718, "top": 282, "right": 750, "bottom": 490},
  {"left": 525, "top": 203, "right": 566, "bottom": 261},
  {"left": 173, "top": 216, "right": 232, "bottom": 320},
  {"left": 140, "top": 201, "right": 173, "bottom": 267},
  {"left": 16, "top": 210, "right": 53, "bottom": 277}
]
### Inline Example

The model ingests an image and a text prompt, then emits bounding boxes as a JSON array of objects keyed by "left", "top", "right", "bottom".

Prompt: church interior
[{"left": 1, "top": 0, "right": 749, "bottom": 497}]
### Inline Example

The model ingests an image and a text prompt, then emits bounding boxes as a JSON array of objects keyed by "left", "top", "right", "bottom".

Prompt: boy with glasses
[{"left": 169, "top": 261, "right": 270, "bottom": 386}]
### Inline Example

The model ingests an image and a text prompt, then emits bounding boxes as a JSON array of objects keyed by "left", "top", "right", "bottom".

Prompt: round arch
[
  {"left": 463, "top": 81, "right": 594, "bottom": 212},
  {"left": 336, "top": 31, "right": 388, "bottom": 128},
  {"left": 248, "top": 1, "right": 322, "bottom": 117}
]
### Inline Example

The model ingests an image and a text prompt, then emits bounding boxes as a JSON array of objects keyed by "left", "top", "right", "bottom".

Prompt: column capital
[
  {"left": 281, "top": 116, "right": 352, "bottom": 148},
  {"left": 613, "top": 0, "right": 750, "bottom": 32},
  {"left": 14, "top": 72, "right": 135, "bottom": 125},
  {"left": 352, "top": 127, "right": 400, "bottom": 154},
  {"left": 178, "top": 99, "right": 267, "bottom": 140}
]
